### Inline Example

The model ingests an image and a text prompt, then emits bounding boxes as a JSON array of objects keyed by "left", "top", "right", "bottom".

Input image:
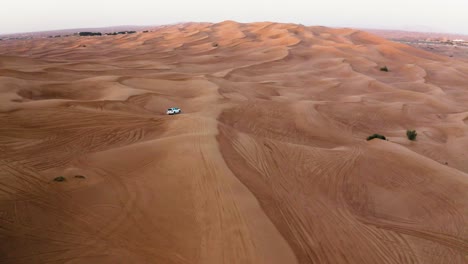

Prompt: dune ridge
[{"left": 0, "top": 21, "right": 467, "bottom": 263}]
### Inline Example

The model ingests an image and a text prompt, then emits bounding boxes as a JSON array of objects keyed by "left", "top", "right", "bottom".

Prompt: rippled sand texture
[{"left": 0, "top": 21, "right": 467, "bottom": 263}]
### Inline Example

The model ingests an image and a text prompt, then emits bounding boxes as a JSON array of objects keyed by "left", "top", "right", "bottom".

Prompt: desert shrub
[
  {"left": 53, "top": 176, "right": 66, "bottom": 182},
  {"left": 74, "top": 175, "right": 86, "bottom": 179},
  {"left": 406, "top": 130, "right": 417, "bottom": 141},
  {"left": 212, "top": 42, "right": 219, "bottom": 47},
  {"left": 380, "top": 66, "right": 389, "bottom": 72},
  {"left": 367, "top": 134, "right": 386, "bottom": 141}
]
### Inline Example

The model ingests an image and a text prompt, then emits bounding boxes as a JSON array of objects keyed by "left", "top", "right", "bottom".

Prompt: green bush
[
  {"left": 406, "top": 130, "right": 417, "bottom": 141},
  {"left": 367, "top": 134, "right": 386, "bottom": 141},
  {"left": 380, "top": 66, "right": 389, "bottom": 72},
  {"left": 53, "top": 176, "right": 66, "bottom": 182}
]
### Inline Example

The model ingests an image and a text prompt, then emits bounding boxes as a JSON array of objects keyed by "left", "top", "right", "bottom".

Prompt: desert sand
[{"left": 0, "top": 21, "right": 467, "bottom": 263}]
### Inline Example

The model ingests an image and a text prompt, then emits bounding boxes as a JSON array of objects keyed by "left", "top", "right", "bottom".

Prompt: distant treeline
[
  {"left": 49, "top": 35, "right": 70, "bottom": 38},
  {"left": 75, "top": 31, "right": 139, "bottom": 37},
  {"left": 78, "top": 32, "right": 102, "bottom": 36},
  {"left": 40, "top": 30, "right": 149, "bottom": 40},
  {"left": 3, "top": 30, "right": 151, "bottom": 40},
  {"left": 105, "top": 31, "right": 137, "bottom": 36}
]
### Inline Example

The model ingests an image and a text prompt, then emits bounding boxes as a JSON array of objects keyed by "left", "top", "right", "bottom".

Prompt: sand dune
[{"left": 0, "top": 21, "right": 467, "bottom": 263}]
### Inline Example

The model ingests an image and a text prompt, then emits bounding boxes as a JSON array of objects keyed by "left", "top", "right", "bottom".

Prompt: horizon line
[{"left": 1, "top": 21, "right": 468, "bottom": 37}]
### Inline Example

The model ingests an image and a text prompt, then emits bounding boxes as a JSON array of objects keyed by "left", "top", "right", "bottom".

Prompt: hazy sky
[{"left": 1, "top": 0, "right": 468, "bottom": 34}]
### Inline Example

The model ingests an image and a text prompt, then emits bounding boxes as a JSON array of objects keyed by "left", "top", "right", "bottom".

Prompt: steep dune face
[{"left": 0, "top": 22, "right": 467, "bottom": 263}]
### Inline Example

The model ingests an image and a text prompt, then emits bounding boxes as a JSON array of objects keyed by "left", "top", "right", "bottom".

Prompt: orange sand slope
[{"left": 0, "top": 21, "right": 467, "bottom": 264}]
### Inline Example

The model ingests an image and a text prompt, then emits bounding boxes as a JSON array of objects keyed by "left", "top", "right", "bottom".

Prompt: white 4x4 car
[{"left": 166, "top": 107, "right": 181, "bottom": 115}]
